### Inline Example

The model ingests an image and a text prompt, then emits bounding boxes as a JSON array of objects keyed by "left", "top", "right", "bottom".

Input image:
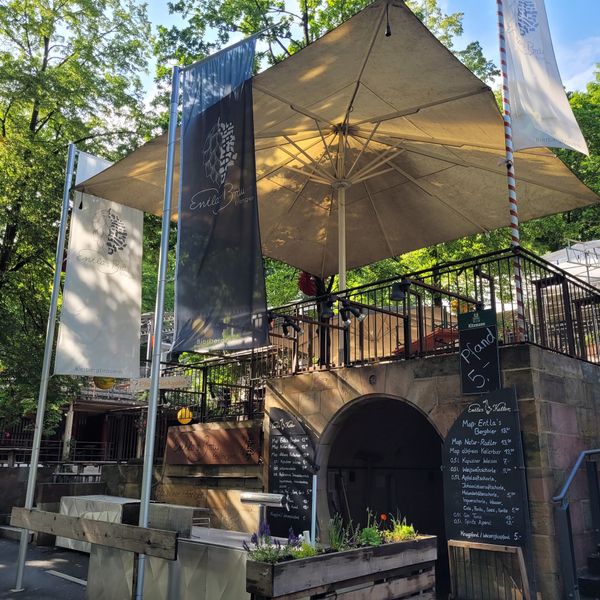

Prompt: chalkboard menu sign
[
  {"left": 443, "top": 388, "right": 528, "bottom": 546},
  {"left": 267, "top": 408, "right": 316, "bottom": 538},
  {"left": 458, "top": 308, "right": 500, "bottom": 394}
]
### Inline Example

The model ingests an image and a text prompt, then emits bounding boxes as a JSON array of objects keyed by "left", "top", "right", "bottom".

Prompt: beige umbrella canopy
[{"left": 76, "top": 0, "right": 598, "bottom": 281}]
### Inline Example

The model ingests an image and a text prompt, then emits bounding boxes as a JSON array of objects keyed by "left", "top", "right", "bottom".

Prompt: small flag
[
  {"left": 504, "top": 0, "right": 588, "bottom": 154},
  {"left": 172, "top": 38, "right": 268, "bottom": 353}
]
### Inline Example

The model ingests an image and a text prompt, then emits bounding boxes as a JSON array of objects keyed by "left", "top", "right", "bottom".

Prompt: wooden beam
[{"left": 10, "top": 508, "right": 177, "bottom": 560}]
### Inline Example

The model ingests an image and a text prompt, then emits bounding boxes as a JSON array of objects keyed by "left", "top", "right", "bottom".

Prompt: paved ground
[{"left": 0, "top": 540, "right": 87, "bottom": 600}]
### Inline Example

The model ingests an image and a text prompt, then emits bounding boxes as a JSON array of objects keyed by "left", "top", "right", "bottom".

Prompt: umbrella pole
[
  {"left": 335, "top": 181, "right": 350, "bottom": 365},
  {"left": 496, "top": 0, "right": 526, "bottom": 343},
  {"left": 337, "top": 184, "right": 347, "bottom": 292}
]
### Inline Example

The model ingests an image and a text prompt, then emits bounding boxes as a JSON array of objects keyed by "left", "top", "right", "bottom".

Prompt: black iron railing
[
  {"left": 553, "top": 450, "right": 600, "bottom": 599},
  {"left": 141, "top": 355, "right": 266, "bottom": 423},
  {"left": 266, "top": 247, "right": 600, "bottom": 375}
]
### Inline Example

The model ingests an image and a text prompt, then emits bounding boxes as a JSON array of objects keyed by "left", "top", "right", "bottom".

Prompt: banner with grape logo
[{"left": 172, "top": 39, "right": 268, "bottom": 353}]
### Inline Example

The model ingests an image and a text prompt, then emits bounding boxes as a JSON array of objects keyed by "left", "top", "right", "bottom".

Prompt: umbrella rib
[
  {"left": 253, "top": 82, "right": 337, "bottom": 127},
  {"left": 363, "top": 180, "right": 396, "bottom": 258},
  {"left": 352, "top": 87, "right": 491, "bottom": 127},
  {"left": 385, "top": 159, "right": 489, "bottom": 233},
  {"left": 348, "top": 140, "right": 405, "bottom": 183},
  {"left": 257, "top": 135, "right": 335, "bottom": 184},
  {"left": 282, "top": 165, "right": 333, "bottom": 185},
  {"left": 352, "top": 167, "right": 395, "bottom": 186},
  {"left": 316, "top": 121, "right": 337, "bottom": 174},
  {"left": 282, "top": 136, "right": 336, "bottom": 182},
  {"left": 341, "top": 1, "right": 387, "bottom": 129},
  {"left": 346, "top": 122, "right": 380, "bottom": 179},
  {"left": 388, "top": 141, "right": 582, "bottom": 197},
  {"left": 260, "top": 153, "right": 330, "bottom": 248},
  {"left": 352, "top": 128, "right": 504, "bottom": 152}
]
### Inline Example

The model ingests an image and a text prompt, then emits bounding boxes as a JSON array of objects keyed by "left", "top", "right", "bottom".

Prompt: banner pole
[
  {"left": 135, "top": 64, "right": 180, "bottom": 600},
  {"left": 13, "top": 143, "right": 77, "bottom": 592},
  {"left": 496, "top": 0, "right": 526, "bottom": 342}
]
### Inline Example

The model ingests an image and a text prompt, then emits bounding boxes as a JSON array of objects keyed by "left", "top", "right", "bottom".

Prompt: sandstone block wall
[{"left": 264, "top": 345, "right": 600, "bottom": 600}]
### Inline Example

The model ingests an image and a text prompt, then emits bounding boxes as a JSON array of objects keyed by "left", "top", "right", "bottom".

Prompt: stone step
[
  {"left": 589, "top": 553, "right": 600, "bottom": 575},
  {"left": 0, "top": 525, "right": 31, "bottom": 542},
  {"left": 580, "top": 571, "right": 600, "bottom": 599}
]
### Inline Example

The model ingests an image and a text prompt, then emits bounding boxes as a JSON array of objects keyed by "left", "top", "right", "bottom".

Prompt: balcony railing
[{"left": 266, "top": 247, "right": 600, "bottom": 375}]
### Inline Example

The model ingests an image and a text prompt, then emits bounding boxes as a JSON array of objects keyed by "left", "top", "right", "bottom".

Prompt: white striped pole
[{"left": 497, "top": 0, "right": 526, "bottom": 342}]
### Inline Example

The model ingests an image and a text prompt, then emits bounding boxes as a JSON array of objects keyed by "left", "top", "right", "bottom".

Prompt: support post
[
  {"left": 310, "top": 471, "right": 318, "bottom": 546},
  {"left": 496, "top": 0, "right": 526, "bottom": 342},
  {"left": 135, "top": 65, "right": 180, "bottom": 600},
  {"left": 13, "top": 143, "right": 77, "bottom": 593},
  {"left": 61, "top": 400, "right": 75, "bottom": 462}
]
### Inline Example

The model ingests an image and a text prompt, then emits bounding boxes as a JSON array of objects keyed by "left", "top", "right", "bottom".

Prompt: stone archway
[{"left": 316, "top": 394, "right": 449, "bottom": 595}]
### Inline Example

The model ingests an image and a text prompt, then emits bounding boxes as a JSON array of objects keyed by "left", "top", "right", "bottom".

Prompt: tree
[
  {"left": 0, "top": 0, "right": 151, "bottom": 429},
  {"left": 154, "top": 0, "right": 493, "bottom": 77}
]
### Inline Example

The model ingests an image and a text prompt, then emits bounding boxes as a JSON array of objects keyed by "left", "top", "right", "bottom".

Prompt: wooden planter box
[{"left": 246, "top": 535, "right": 437, "bottom": 599}]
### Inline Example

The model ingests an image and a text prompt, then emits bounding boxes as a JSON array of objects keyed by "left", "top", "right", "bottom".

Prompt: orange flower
[{"left": 380, "top": 513, "right": 388, "bottom": 521}]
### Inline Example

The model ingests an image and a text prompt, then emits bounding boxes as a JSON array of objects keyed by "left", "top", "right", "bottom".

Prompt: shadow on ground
[{"left": 0, "top": 539, "right": 87, "bottom": 600}]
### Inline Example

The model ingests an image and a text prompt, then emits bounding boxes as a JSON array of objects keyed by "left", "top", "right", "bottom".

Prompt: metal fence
[
  {"left": 142, "top": 355, "right": 266, "bottom": 423},
  {"left": 266, "top": 247, "right": 600, "bottom": 376}
]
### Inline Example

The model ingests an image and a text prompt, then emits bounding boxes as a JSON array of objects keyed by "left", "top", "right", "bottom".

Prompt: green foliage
[
  {"left": 292, "top": 541, "right": 318, "bottom": 558},
  {"left": 154, "top": 0, "right": 495, "bottom": 81},
  {"left": 381, "top": 515, "right": 418, "bottom": 543},
  {"left": 0, "top": 0, "right": 151, "bottom": 428},
  {"left": 455, "top": 41, "right": 500, "bottom": 83},
  {"left": 357, "top": 509, "right": 382, "bottom": 546},
  {"left": 327, "top": 513, "right": 356, "bottom": 551}
]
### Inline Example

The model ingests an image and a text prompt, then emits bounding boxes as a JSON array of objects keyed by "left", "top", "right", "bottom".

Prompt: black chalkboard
[
  {"left": 267, "top": 408, "right": 316, "bottom": 538},
  {"left": 458, "top": 309, "right": 501, "bottom": 395},
  {"left": 443, "top": 388, "right": 528, "bottom": 546}
]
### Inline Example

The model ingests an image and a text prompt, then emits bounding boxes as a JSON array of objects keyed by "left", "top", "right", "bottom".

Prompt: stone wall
[
  {"left": 102, "top": 458, "right": 262, "bottom": 532},
  {"left": 264, "top": 345, "right": 600, "bottom": 600}
]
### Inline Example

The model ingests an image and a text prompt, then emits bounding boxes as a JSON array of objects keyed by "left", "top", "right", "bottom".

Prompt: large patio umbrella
[{"left": 75, "top": 0, "right": 598, "bottom": 288}]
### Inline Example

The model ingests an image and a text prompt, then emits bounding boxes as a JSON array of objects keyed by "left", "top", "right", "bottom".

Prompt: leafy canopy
[{"left": 0, "top": 0, "right": 151, "bottom": 430}]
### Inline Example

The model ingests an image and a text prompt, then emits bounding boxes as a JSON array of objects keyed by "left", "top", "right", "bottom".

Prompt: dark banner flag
[{"left": 172, "top": 40, "right": 268, "bottom": 353}]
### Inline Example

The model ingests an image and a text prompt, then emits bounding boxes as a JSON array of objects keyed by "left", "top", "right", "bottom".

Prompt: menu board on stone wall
[
  {"left": 458, "top": 308, "right": 501, "bottom": 395},
  {"left": 443, "top": 388, "right": 528, "bottom": 546},
  {"left": 267, "top": 408, "right": 315, "bottom": 538}
]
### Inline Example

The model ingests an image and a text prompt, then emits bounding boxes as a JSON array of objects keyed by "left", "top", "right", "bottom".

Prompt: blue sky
[{"left": 147, "top": 0, "right": 599, "bottom": 91}]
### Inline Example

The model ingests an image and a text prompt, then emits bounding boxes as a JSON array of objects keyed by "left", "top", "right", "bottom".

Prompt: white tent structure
[{"left": 544, "top": 240, "right": 600, "bottom": 288}]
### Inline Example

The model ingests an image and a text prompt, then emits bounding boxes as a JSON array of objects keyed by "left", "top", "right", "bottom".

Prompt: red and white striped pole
[{"left": 497, "top": 0, "right": 526, "bottom": 342}]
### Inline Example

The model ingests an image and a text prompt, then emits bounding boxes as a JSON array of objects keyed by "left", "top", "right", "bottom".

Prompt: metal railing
[
  {"left": 139, "top": 355, "right": 267, "bottom": 423},
  {"left": 552, "top": 449, "right": 600, "bottom": 600},
  {"left": 265, "top": 247, "right": 600, "bottom": 376}
]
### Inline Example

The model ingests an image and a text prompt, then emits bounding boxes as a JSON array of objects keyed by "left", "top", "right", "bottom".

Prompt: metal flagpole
[
  {"left": 135, "top": 64, "right": 180, "bottom": 600},
  {"left": 497, "top": 0, "right": 526, "bottom": 342},
  {"left": 13, "top": 143, "right": 77, "bottom": 592}
]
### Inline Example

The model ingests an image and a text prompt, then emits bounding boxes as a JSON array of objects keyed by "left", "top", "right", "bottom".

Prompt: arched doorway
[{"left": 320, "top": 395, "right": 449, "bottom": 595}]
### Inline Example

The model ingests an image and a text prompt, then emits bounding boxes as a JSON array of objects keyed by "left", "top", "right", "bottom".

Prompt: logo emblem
[
  {"left": 93, "top": 207, "right": 128, "bottom": 256},
  {"left": 204, "top": 117, "right": 237, "bottom": 186},
  {"left": 517, "top": 0, "right": 539, "bottom": 36}
]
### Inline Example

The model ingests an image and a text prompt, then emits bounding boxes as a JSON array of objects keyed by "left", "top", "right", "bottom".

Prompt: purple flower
[
  {"left": 250, "top": 532, "right": 258, "bottom": 546},
  {"left": 287, "top": 527, "right": 300, "bottom": 547},
  {"left": 243, "top": 540, "right": 250, "bottom": 552},
  {"left": 259, "top": 521, "right": 271, "bottom": 538}
]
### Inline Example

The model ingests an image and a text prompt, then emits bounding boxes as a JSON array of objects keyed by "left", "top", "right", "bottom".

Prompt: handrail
[{"left": 553, "top": 449, "right": 600, "bottom": 504}]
